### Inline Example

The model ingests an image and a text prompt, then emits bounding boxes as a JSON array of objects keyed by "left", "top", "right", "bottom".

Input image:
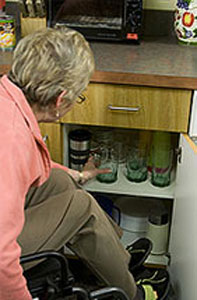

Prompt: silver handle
[
  {"left": 42, "top": 134, "right": 48, "bottom": 143},
  {"left": 108, "top": 105, "right": 141, "bottom": 112}
]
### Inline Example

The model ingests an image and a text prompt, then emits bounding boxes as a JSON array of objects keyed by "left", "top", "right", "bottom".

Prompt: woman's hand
[
  {"left": 67, "top": 156, "right": 111, "bottom": 184},
  {"left": 79, "top": 156, "right": 111, "bottom": 184}
]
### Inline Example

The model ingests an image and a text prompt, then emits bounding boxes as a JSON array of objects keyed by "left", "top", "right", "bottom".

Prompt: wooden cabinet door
[
  {"left": 61, "top": 83, "right": 191, "bottom": 132},
  {"left": 169, "top": 134, "right": 197, "bottom": 300},
  {"left": 39, "top": 123, "right": 62, "bottom": 164}
]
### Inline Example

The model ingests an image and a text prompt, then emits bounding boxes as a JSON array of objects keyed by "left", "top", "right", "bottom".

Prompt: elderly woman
[{"left": 0, "top": 27, "right": 168, "bottom": 300}]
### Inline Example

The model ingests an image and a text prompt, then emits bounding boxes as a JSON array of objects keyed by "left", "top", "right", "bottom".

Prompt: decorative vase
[{"left": 174, "top": 0, "right": 197, "bottom": 45}]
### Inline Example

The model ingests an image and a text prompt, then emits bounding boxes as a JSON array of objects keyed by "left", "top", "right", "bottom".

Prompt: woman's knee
[{"left": 49, "top": 168, "right": 77, "bottom": 193}]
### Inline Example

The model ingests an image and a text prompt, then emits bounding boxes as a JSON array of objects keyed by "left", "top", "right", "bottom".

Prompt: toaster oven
[{"left": 46, "top": 0, "right": 143, "bottom": 43}]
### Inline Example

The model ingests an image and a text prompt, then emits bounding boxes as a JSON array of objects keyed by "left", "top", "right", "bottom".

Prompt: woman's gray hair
[{"left": 9, "top": 27, "right": 95, "bottom": 108}]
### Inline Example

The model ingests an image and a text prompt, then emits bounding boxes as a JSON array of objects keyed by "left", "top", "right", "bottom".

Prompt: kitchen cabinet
[
  {"left": 61, "top": 81, "right": 194, "bottom": 269},
  {"left": 189, "top": 90, "right": 197, "bottom": 136},
  {"left": 169, "top": 134, "right": 197, "bottom": 300},
  {"left": 39, "top": 122, "right": 62, "bottom": 164},
  {"left": 61, "top": 82, "right": 191, "bottom": 203},
  {"left": 61, "top": 83, "right": 191, "bottom": 132}
]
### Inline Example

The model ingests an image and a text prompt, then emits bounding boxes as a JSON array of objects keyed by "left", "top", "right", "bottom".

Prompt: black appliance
[{"left": 46, "top": 0, "right": 143, "bottom": 43}]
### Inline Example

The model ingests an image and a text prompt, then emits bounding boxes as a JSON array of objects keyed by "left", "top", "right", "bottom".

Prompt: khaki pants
[{"left": 18, "top": 168, "right": 137, "bottom": 299}]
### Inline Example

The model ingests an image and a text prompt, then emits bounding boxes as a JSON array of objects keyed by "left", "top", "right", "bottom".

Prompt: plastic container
[
  {"left": 147, "top": 212, "right": 169, "bottom": 255},
  {"left": 114, "top": 197, "right": 149, "bottom": 236}
]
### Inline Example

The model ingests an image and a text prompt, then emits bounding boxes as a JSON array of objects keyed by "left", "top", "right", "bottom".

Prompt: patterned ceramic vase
[{"left": 174, "top": 0, "right": 197, "bottom": 44}]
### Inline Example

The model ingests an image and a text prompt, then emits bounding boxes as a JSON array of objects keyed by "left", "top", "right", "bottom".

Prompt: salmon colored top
[{"left": 0, "top": 75, "right": 68, "bottom": 299}]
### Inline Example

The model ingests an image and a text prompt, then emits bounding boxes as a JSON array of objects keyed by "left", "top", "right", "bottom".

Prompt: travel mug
[{"left": 68, "top": 129, "right": 91, "bottom": 171}]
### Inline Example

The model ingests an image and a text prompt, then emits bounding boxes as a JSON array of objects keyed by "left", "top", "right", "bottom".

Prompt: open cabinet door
[{"left": 169, "top": 134, "right": 197, "bottom": 300}]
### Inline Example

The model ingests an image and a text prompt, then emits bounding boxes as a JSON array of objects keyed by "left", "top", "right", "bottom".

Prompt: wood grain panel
[
  {"left": 91, "top": 71, "right": 197, "bottom": 90},
  {"left": 39, "top": 122, "right": 62, "bottom": 163},
  {"left": 61, "top": 83, "right": 192, "bottom": 132},
  {"left": 21, "top": 17, "right": 46, "bottom": 37},
  {"left": 0, "top": 64, "right": 10, "bottom": 75}
]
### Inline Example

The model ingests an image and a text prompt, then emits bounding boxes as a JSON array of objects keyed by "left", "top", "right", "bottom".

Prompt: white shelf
[
  {"left": 145, "top": 253, "right": 169, "bottom": 266},
  {"left": 84, "top": 164, "right": 175, "bottom": 199}
]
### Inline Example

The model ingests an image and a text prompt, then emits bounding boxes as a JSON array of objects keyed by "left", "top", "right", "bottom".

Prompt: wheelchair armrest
[
  {"left": 21, "top": 250, "right": 73, "bottom": 285},
  {"left": 21, "top": 250, "right": 75, "bottom": 299}
]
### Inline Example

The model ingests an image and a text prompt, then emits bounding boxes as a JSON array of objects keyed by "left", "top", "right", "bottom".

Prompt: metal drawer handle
[
  {"left": 43, "top": 135, "right": 49, "bottom": 143},
  {"left": 108, "top": 105, "right": 141, "bottom": 112}
]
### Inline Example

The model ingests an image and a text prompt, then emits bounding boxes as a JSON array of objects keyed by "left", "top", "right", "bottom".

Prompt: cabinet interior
[{"left": 62, "top": 123, "right": 179, "bottom": 267}]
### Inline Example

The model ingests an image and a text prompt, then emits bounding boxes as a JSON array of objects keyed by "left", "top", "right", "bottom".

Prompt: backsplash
[{"left": 142, "top": 9, "right": 175, "bottom": 37}]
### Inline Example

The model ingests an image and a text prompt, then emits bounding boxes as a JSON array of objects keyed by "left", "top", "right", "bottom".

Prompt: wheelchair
[
  {"left": 20, "top": 238, "right": 171, "bottom": 300},
  {"left": 20, "top": 250, "right": 130, "bottom": 300}
]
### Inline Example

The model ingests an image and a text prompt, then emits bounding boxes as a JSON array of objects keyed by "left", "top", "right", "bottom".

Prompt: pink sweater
[{"left": 0, "top": 75, "right": 68, "bottom": 299}]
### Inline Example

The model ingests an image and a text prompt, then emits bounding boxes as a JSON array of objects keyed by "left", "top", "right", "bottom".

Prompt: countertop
[{"left": 1, "top": 36, "right": 197, "bottom": 89}]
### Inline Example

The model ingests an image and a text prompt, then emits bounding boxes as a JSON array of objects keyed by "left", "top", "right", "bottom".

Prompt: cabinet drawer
[{"left": 61, "top": 83, "right": 192, "bottom": 132}]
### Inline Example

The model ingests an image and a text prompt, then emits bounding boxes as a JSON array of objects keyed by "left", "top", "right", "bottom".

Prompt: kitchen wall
[
  {"left": 7, "top": 0, "right": 177, "bottom": 11},
  {"left": 143, "top": 0, "right": 176, "bottom": 10},
  {"left": 142, "top": 0, "right": 176, "bottom": 37},
  {"left": 8, "top": 0, "right": 177, "bottom": 11}
]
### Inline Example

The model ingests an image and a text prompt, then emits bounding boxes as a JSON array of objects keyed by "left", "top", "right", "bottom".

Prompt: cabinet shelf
[{"left": 84, "top": 164, "right": 175, "bottom": 199}]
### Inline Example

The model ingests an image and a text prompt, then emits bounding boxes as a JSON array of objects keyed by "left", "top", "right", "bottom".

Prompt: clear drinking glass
[
  {"left": 96, "top": 147, "right": 119, "bottom": 183},
  {"left": 151, "top": 148, "right": 173, "bottom": 187},
  {"left": 126, "top": 147, "right": 148, "bottom": 183}
]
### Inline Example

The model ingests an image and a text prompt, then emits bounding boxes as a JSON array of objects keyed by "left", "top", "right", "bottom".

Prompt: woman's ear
[{"left": 56, "top": 90, "right": 67, "bottom": 108}]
